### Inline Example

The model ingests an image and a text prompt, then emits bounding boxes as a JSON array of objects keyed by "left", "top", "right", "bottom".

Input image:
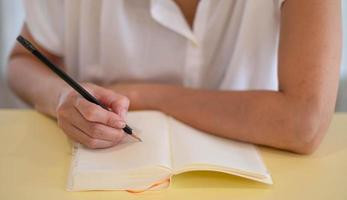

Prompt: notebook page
[
  {"left": 168, "top": 117, "right": 271, "bottom": 182},
  {"left": 68, "top": 111, "right": 172, "bottom": 190}
]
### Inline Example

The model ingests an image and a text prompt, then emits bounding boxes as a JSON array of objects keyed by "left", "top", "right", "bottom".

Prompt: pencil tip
[{"left": 130, "top": 133, "right": 142, "bottom": 142}]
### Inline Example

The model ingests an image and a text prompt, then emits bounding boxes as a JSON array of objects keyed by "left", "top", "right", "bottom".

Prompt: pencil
[{"left": 16, "top": 35, "right": 142, "bottom": 142}]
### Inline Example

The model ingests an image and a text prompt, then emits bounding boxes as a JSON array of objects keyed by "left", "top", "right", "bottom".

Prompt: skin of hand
[{"left": 55, "top": 83, "right": 130, "bottom": 149}]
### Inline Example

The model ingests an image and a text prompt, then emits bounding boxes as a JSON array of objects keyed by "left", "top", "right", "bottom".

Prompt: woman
[{"left": 7, "top": 0, "right": 342, "bottom": 154}]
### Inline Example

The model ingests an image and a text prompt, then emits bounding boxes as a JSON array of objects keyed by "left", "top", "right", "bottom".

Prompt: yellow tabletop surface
[{"left": 0, "top": 109, "right": 346, "bottom": 200}]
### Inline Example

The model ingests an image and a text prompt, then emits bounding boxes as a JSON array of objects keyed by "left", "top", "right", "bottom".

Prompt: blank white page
[{"left": 169, "top": 117, "right": 271, "bottom": 181}]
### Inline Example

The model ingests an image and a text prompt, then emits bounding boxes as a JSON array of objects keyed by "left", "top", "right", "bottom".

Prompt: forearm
[
  {"left": 151, "top": 87, "right": 290, "bottom": 146},
  {"left": 115, "top": 83, "right": 333, "bottom": 154},
  {"left": 8, "top": 54, "right": 66, "bottom": 117}
]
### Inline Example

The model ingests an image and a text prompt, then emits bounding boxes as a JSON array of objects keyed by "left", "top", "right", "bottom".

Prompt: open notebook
[{"left": 67, "top": 111, "right": 272, "bottom": 191}]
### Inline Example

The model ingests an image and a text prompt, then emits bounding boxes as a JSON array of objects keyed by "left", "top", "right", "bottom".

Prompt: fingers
[
  {"left": 61, "top": 122, "right": 114, "bottom": 149},
  {"left": 74, "top": 97, "right": 126, "bottom": 129},
  {"left": 56, "top": 83, "right": 129, "bottom": 149},
  {"left": 56, "top": 94, "right": 125, "bottom": 148},
  {"left": 86, "top": 84, "right": 130, "bottom": 120},
  {"left": 68, "top": 107, "right": 125, "bottom": 142}
]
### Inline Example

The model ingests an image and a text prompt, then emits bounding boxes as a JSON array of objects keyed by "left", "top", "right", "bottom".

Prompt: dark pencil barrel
[
  {"left": 16, "top": 35, "right": 134, "bottom": 136},
  {"left": 17, "top": 35, "right": 37, "bottom": 52}
]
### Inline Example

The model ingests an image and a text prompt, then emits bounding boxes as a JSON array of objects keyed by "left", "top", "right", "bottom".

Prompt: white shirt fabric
[{"left": 23, "top": 0, "right": 285, "bottom": 90}]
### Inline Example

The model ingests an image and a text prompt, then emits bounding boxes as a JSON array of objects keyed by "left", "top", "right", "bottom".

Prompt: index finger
[
  {"left": 87, "top": 85, "right": 130, "bottom": 120},
  {"left": 74, "top": 97, "right": 126, "bottom": 129}
]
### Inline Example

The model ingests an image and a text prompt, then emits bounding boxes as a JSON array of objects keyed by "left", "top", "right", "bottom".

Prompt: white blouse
[{"left": 24, "top": 0, "right": 285, "bottom": 90}]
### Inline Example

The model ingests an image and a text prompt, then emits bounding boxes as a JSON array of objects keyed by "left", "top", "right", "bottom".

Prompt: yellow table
[{"left": 0, "top": 110, "right": 346, "bottom": 200}]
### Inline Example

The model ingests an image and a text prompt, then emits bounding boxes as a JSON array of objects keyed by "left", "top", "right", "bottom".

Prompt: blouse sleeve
[{"left": 23, "top": 0, "right": 64, "bottom": 56}]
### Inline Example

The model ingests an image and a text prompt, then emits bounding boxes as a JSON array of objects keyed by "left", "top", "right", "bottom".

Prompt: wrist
[
  {"left": 35, "top": 81, "right": 70, "bottom": 118},
  {"left": 136, "top": 84, "right": 159, "bottom": 110},
  {"left": 106, "top": 83, "right": 182, "bottom": 111},
  {"left": 127, "top": 84, "right": 154, "bottom": 110},
  {"left": 107, "top": 83, "right": 162, "bottom": 110},
  {"left": 139, "top": 84, "right": 181, "bottom": 111}
]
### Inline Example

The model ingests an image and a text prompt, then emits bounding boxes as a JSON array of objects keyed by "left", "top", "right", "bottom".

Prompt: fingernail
[{"left": 118, "top": 121, "right": 126, "bottom": 128}]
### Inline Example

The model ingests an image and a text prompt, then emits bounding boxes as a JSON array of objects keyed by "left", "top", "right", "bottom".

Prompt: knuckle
[
  {"left": 63, "top": 93, "right": 77, "bottom": 105},
  {"left": 90, "top": 124, "right": 103, "bottom": 138},
  {"left": 84, "top": 107, "right": 98, "bottom": 121},
  {"left": 67, "top": 90, "right": 77, "bottom": 99},
  {"left": 119, "top": 96, "right": 130, "bottom": 106},
  {"left": 106, "top": 115, "right": 118, "bottom": 127}
]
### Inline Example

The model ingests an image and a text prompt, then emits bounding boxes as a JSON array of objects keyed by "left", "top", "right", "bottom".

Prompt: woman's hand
[{"left": 55, "top": 83, "right": 130, "bottom": 149}]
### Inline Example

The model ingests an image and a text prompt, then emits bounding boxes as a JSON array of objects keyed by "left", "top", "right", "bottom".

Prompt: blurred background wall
[
  {"left": 0, "top": 0, "right": 25, "bottom": 108},
  {"left": 337, "top": 0, "right": 347, "bottom": 111},
  {"left": 0, "top": 0, "right": 346, "bottom": 111}
]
